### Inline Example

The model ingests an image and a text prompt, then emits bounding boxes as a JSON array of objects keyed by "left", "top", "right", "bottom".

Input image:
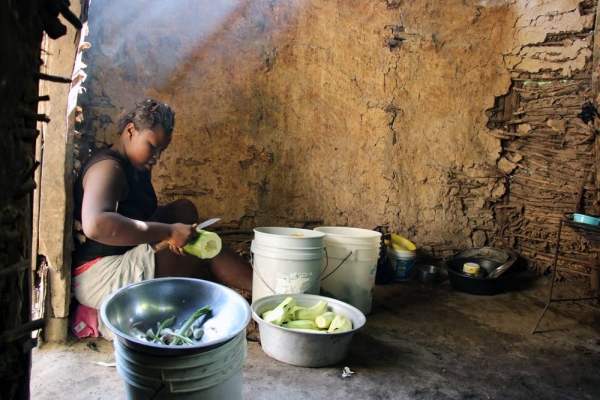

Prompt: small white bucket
[
  {"left": 251, "top": 230, "right": 326, "bottom": 303},
  {"left": 388, "top": 248, "right": 416, "bottom": 281},
  {"left": 314, "top": 227, "right": 381, "bottom": 315},
  {"left": 114, "top": 331, "right": 247, "bottom": 400}
]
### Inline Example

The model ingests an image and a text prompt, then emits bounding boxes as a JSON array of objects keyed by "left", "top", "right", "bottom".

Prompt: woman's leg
[{"left": 152, "top": 199, "right": 253, "bottom": 292}]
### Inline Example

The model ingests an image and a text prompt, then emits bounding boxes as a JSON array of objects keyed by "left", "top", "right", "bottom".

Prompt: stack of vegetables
[
  {"left": 138, "top": 306, "right": 211, "bottom": 346},
  {"left": 260, "top": 297, "right": 352, "bottom": 333}
]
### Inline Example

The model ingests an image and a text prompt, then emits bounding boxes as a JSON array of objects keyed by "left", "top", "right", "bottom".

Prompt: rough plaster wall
[
  {"left": 78, "top": 0, "right": 592, "bottom": 256},
  {"left": 490, "top": 0, "right": 598, "bottom": 278}
]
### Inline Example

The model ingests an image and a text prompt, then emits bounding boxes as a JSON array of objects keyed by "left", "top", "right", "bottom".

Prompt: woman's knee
[
  {"left": 172, "top": 199, "right": 198, "bottom": 221},
  {"left": 154, "top": 199, "right": 199, "bottom": 224}
]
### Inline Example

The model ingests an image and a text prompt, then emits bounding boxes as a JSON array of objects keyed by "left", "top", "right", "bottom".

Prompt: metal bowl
[
  {"left": 414, "top": 264, "right": 441, "bottom": 283},
  {"left": 100, "top": 278, "right": 251, "bottom": 356},
  {"left": 444, "top": 257, "right": 510, "bottom": 296},
  {"left": 251, "top": 293, "right": 366, "bottom": 367}
]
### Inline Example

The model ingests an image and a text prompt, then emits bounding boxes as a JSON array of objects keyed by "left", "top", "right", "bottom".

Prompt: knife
[{"left": 151, "top": 217, "right": 221, "bottom": 253}]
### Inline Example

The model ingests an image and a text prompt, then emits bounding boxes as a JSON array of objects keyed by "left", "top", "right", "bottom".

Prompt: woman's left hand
[{"left": 168, "top": 244, "right": 186, "bottom": 256}]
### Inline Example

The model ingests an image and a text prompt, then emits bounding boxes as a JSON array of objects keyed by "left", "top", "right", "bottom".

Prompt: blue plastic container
[{"left": 573, "top": 213, "right": 600, "bottom": 226}]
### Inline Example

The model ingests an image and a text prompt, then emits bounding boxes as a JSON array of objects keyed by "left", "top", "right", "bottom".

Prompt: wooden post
[
  {"left": 590, "top": 6, "right": 600, "bottom": 291},
  {"left": 593, "top": 250, "right": 600, "bottom": 292}
]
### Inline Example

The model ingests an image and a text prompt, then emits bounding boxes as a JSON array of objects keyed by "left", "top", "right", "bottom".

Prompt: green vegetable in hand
[{"left": 184, "top": 229, "right": 222, "bottom": 259}]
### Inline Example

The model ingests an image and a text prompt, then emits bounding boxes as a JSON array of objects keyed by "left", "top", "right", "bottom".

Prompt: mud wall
[{"left": 77, "top": 0, "right": 594, "bottom": 259}]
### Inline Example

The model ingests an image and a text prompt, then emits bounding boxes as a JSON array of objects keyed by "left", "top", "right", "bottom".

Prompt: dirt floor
[{"left": 31, "top": 267, "right": 600, "bottom": 400}]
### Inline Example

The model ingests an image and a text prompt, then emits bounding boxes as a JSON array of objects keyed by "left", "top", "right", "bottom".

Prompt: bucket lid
[
  {"left": 254, "top": 227, "right": 326, "bottom": 239},
  {"left": 253, "top": 227, "right": 326, "bottom": 249},
  {"left": 314, "top": 227, "right": 381, "bottom": 244}
]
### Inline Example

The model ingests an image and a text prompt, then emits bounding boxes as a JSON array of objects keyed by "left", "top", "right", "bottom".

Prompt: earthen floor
[{"left": 31, "top": 271, "right": 600, "bottom": 399}]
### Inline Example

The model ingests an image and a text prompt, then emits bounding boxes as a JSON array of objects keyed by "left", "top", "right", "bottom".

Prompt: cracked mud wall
[
  {"left": 489, "top": 0, "right": 598, "bottom": 278},
  {"left": 77, "top": 0, "right": 594, "bottom": 258}
]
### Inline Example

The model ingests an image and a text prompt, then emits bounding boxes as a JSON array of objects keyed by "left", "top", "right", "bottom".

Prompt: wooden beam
[{"left": 590, "top": 4, "right": 600, "bottom": 290}]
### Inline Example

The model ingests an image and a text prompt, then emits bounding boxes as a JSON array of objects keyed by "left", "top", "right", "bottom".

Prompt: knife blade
[
  {"left": 151, "top": 217, "right": 221, "bottom": 253},
  {"left": 197, "top": 217, "right": 220, "bottom": 230}
]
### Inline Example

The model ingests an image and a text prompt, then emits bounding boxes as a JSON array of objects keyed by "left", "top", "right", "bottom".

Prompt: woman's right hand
[{"left": 167, "top": 223, "right": 196, "bottom": 255}]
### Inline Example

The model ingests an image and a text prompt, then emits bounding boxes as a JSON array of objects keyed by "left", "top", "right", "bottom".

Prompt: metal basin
[
  {"left": 100, "top": 277, "right": 251, "bottom": 356},
  {"left": 251, "top": 294, "right": 366, "bottom": 367}
]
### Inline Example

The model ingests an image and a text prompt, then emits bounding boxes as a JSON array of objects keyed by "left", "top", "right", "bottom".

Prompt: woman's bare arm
[{"left": 80, "top": 159, "right": 192, "bottom": 247}]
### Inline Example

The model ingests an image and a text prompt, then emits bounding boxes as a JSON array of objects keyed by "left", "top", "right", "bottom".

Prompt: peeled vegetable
[
  {"left": 282, "top": 320, "right": 318, "bottom": 330},
  {"left": 261, "top": 297, "right": 353, "bottom": 333},
  {"left": 293, "top": 300, "right": 327, "bottom": 321},
  {"left": 262, "top": 297, "right": 297, "bottom": 326},
  {"left": 315, "top": 311, "right": 335, "bottom": 329},
  {"left": 327, "top": 315, "right": 352, "bottom": 333},
  {"left": 183, "top": 229, "right": 222, "bottom": 259}
]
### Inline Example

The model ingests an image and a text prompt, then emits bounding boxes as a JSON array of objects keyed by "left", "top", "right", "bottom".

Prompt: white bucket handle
[
  {"left": 250, "top": 249, "right": 330, "bottom": 296},
  {"left": 320, "top": 250, "right": 353, "bottom": 281}
]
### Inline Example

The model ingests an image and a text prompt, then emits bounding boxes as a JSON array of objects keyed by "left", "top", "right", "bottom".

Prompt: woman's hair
[{"left": 117, "top": 98, "right": 175, "bottom": 136}]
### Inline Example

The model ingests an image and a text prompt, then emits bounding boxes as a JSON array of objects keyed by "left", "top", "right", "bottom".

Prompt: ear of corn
[
  {"left": 315, "top": 311, "right": 335, "bottom": 329},
  {"left": 293, "top": 300, "right": 328, "bottom": 321},
  {"left": 183, "top": 229, "right": 222, "bottom": 259},
  {"left": 327, "top": 315, "right": 352, "bottom": 333}
]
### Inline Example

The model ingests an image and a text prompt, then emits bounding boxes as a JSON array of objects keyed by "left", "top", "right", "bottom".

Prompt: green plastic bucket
[{"left": 114, "top": 331, "right": 247, "bottom": 400}]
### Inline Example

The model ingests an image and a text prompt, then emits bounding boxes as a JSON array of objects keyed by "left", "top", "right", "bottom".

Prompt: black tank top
[{"left": 72, "top": 146, "right": 158, "bottom": 262}]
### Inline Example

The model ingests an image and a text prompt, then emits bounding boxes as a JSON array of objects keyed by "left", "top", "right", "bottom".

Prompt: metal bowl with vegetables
[
  {"left": 251, "top": 293, "right": 366, "bottom": 367},
  {"left": 100, "top": 277, "right": 251, "bottom": 356}
]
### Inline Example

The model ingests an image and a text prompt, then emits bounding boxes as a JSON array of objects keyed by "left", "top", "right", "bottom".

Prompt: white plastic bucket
[
  {"left": 251, "top": 228, "right": 326, "bottom": 303},
  {"left": 314, "top": 227, "right": 381, "bottom": 315},
  {"left": 114, "top": 331, "right": 247, "bottom": 400},
  {"left": 388, "top": 248, "right": 416, "bottom": 281}
]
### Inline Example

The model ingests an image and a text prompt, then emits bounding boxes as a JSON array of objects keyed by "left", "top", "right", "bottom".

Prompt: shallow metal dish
[
  {"left": 455, "top": 247, "right": 517, "bottom": 265},
  {"left": 414, "top": 264, "right": 441, "bottom": 283},
  {"left": 100, "top": 278, "right": 251, "bottom": 356},
  {"left": 251, "top": 293, "right": 366, "bottom": 367}
]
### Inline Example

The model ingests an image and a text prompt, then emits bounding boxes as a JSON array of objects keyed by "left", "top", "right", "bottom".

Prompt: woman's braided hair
[{"left": 117, "top": 98, "right": 175, "bottom": 136}]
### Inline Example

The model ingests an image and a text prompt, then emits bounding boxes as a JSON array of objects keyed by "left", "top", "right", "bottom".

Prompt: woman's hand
[{"left": 167, "top": 223, "right": 197, "bottom": 256}]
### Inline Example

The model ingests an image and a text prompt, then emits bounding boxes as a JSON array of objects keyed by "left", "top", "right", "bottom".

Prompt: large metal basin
[
  {"left": 100, "top": 278, "right": 251, "bottom": 356},
  {"left": 251, "top": 293, "right": 366, "bottom": 367}
]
